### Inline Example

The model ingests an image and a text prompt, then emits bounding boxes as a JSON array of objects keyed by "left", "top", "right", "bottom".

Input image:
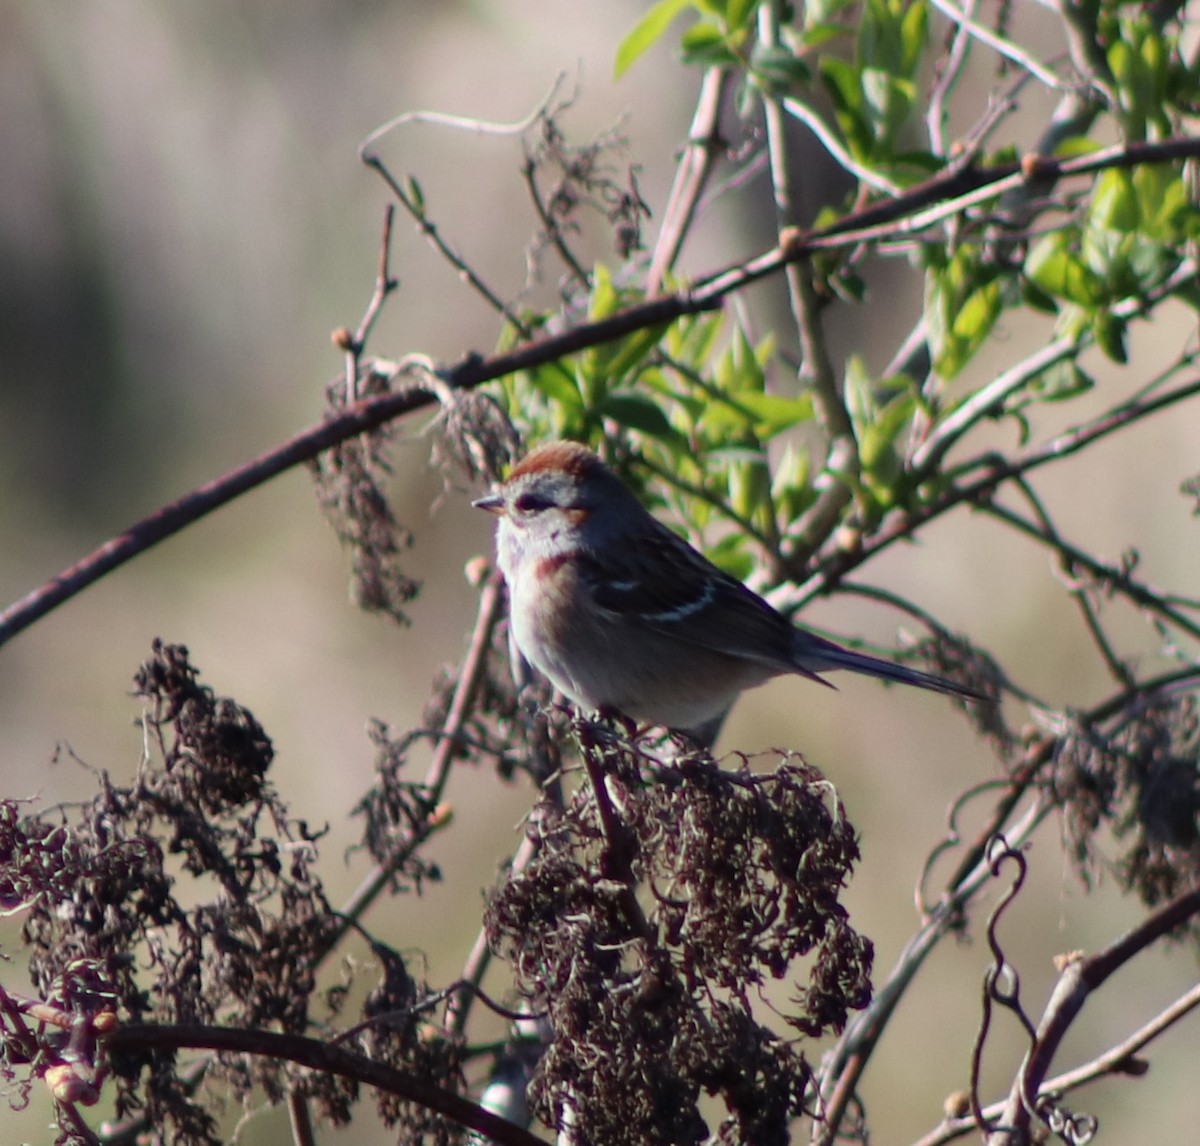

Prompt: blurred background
[{"left": 2, "top": 1, "right": 1197, "bottom": 1141}]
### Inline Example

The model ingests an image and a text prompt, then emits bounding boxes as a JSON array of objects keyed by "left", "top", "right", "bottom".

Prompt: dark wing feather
[
  {"left": 577, "top": 519, "right": 800, "bottom": 671},
  {"left": 576, "top": 516, "right": 984, "bottom": 700}
]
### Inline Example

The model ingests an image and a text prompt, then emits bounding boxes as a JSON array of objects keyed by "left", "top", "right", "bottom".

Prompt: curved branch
[
  {"left": 4, "top": 137, "right": 1198, "bottom": 649},
  {"left": 103, "top": 1021, "right": 546, "bottom": 1146}
]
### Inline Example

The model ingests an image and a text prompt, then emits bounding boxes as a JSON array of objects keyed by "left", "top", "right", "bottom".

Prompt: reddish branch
[
  {"left": 2, "top": 135, "right": 1197, "bottom": 650},
  {"left": 103, "top": 1021, "right": 545, "bottom": 1146}
]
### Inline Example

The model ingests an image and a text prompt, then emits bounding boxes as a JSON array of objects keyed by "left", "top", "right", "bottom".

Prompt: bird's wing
[
  {"left": 576, "top": 520, "right": 983, "bottom": 700},
  {"left": 576, "top": 521, "right": 805, "bottom": 672}
]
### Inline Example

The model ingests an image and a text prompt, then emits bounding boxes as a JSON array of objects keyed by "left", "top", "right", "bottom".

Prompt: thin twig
[
  {"left": 1010, "top": 474, "right": 1134, "bottom": 686},
  {"left": 812, "top": 796, "right": 1052, "bottom": 1145},
  {"left": 979, "top": 500, "right": 1200, "bottom": 642},
  {"left": 969, "top": 841, "right": 1036, "bottom": 1136},
  {"left": 758, "top": 2, "right": 859, "bottom": 570},
  {"left": 926, "top": 0, "right": 977, "bottom": 157},
  {"left": 928, "top": 0, "right": 1073, "bottom": 90},
  {"left": 321, "top": 570, "right": 506, "bottom": 957},
  {"left": 286, "top": 1091, "right": 317, "bottom": 1146},
  {"left": 4, "top": 138, "right": 1197, "bottom": 648},
  {"left": 781, "top": 94, "right": 902, "bottom": 195},
  {"left": 360, "top": 73, "right": 572, "bottom": 154},
  {"left": 986, "top": 884, "right": 1200, "bottom": 1144},
  {"left": 783, "top": 373, "right": 1200, "bottom": 613},
  {"left": 340, "top": 205, "right": 400, "bottom": 403},
  {"left": 915, "top": 982, "right": 1200, "bottom": 1146},
  {"left": 445, "top": 830, "right": 541, "bottom": 1038},
  {"left": 646, "top": 67, "right": 728, "bottom": 296},
  {"left": 362, "top": 150, "right": 531, "bottom": 334},
  {"left": 911, "top": 258, "right": 1199, "bottom": 472},
  {"left": 522, "top": 152, "right": 591, "bottom": 290}
]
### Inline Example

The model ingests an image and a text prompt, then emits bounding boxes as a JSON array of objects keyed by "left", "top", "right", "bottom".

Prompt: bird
[{"left": 474, "top": 440, "right": 981, "bottom": 747}]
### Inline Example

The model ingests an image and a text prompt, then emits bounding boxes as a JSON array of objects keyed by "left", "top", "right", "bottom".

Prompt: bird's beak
[{"left": 472, "top": 493, "right": 506, "bottom": 515}]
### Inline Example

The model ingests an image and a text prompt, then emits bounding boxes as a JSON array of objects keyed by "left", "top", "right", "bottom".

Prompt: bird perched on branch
[{"left": 475, "top": 440, "right": 981, "bottom": 747}]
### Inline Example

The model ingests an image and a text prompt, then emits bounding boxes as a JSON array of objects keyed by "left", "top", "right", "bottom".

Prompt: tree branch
[
  {"left": 103, "top": 1021, "right": 546, "bottom": 1146},
  {"left": 4, "top": 137, "right": 1197, "bottom": 648}
]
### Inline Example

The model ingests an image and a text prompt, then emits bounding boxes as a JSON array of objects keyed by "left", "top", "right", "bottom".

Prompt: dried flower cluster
[
  {"left": 486, "top": 723, "right": 871, "bottom": 1146},
  {"left": 1053, "top": 694, "right": 1200, "bottom": 909},
  {"left": 1, "top": 642, "right": 459, "bottom": 1145}
]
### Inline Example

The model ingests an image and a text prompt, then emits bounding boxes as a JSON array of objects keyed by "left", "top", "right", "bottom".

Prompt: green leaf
[
  {"left": 820, "top": 56, "right": 863, "bottom": 114},
  {"left": 1090, "top": 169, "right": 1139, "bottom": 233},
  {"left": 924, "top": 251, "right": 1002, "bottom": 379},
  {"left": 1108, "top": 39, "right": 1132, "bottom": 87},
  {"left": 727, "top": 454, "right": 771, "bottom": 520},
  {"left": 524, "top": 365, "right": 583, "bottom": 411},
  {"left": 614, "top": 0, "right": 693, "bottom": 78},
  {"left": 1032, "top": 360, "right": 1095, "bottom": 402},
  {"left": 844, "top": 354, "right": 877, "bottom": 430},
  {"left": 819, "top": 64, "right": 871, "bottom": 156},
  {"left": 1135, "top": 164, "right": 1194, "bottom": 238},
  {"left": 736, "top": 392, "right": 815, "bottom": 435},
  {"left": 704, "top": 531, "right": 756, "bottom": 580},
  {"left": 1092, "top": 311, "right": 1128, "bottom": 365},
  {"left": 588, "top": 263, "right": 619, "bottom": 319},
  {"left": 596, "top": 393, "right": 681, "bottom": 441},
  {"left": 724, "top": 0, "right": 759, "bottom": 33},
  {"left": 798, "top": 20, "right": 843, "bottom": 50},
  {"left": 951, "top": 280, "right": 1002, "bottom": 351},
  {"left": 804, "top": 0, "right": 856, "bottom": 26},
  {"left": 605, "top": 325, "right": 671, "bottom": 384},
  {"left": 899, "top": 0, "right": 928, "bottom": 72},
  {"left": 405, "top": 175, "right": 425, "bottom": 217},
  {"left": 680, "top": 20, "right": 742, "bottom": 67},
  {"left": 1021, "top": 277, "right": 1059, "bottom": 315},
  {"left": 751, "top": 43, "right": 811, "bottom": 90},
  {"left": 859, "top": 391, "right": 914, "bottom": 475},
  {"left": 1052, "top": 136, "right": 1103, "bottom": 159},
  {"left": 1025, "top": 233, "right": 1103, "bottom": 306}
]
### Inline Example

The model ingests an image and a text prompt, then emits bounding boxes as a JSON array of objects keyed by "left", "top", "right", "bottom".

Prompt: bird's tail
[{"left": 793, "top": 631, "right": 984, "bottom": 700}]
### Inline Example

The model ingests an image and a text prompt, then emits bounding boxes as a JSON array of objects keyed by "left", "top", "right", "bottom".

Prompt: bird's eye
[{"left": 514, "top": 492, "right": 552, "bottom": 514}]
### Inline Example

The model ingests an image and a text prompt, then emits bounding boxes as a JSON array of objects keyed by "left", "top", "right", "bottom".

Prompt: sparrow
[{"left": 475, "top": 440, "right": 980, "bottom": 746}]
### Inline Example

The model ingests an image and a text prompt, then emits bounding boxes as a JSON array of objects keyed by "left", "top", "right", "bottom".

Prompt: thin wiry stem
[
  {"left": 813, "top": 796, "right": 1053, "bottom": 1145},
  {"left": 360, "top": 74, "right": 572, "bottom": 153},
  {"left": 338, "top": 205, "right": 399, "bottom": 403},
  {"left": 522, "top": 150, "right": 591, "bottom": 290},
  {"left": 928, "top": 0, "right": 1074, "bottom": 90},
  {"left": 646, "top": 66, "right": 729, "bottom": 296},
  {"left": 1009, "top": 474, "right": 1134, "bottom": 687},
  {"left": 781, "top": 94, "right": 902, "bottom": 195},
  {"left": 911, "top": 259, "right": 1198, "bottom": 472},
  {"left": 4, "top": 138, "right": 1197, "bottom": 647},
  {"left": 445, "top": 831, "right": 541, "bottom": 1038},
  {"left": 914, "top": 982, "right": 1200, "bottom": 1146},
  {"left": 777, "top": 373, "right": 1200, "bottom": 614},
  {"left": 926, "top": 0, "right": 977, "bottom": 157},
  {"left": 986, "top": 884, "right": 1200, "bottom": 1143},
  {"left": 978, "top": 500, "right": 1200, "bottom": 642},
  {"left": 758, "top": 2, "right": 858, "bottom": 571},
  {"left": 362, "top": 150, "right": 531, "bottom": 334},
  {"left": 320, "top": 571, "right": 506, "bottom": 960}
]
